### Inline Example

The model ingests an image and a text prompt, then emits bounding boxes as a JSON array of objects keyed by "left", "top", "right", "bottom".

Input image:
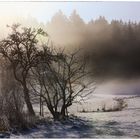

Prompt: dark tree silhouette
[
  {"left": 30, "top": 48, "right": 94, "bottom": 120},
  {"left": 0, "top": 24, "right": 47, "bottom": 116}
]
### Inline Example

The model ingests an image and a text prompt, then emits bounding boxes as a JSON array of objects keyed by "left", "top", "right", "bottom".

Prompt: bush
[
  {"left": 101, "top": 98, "right": 127, "bottom": 112},
  {"left": 0, "top": 92, "right": 37, "bottom": 131},
  {"left": 113, "top": 98, "right": 127, "bottom": 111},
  {"left": 0, "top": 64, "right": 37, "bottom": 131},
  {"left": 0, "top": 116, "right": 10, "bottom": 131}
]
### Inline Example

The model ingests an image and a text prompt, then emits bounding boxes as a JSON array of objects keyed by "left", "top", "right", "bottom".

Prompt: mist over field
[{"left": 1, "top": 11, "right": 140, "bottom": 78}]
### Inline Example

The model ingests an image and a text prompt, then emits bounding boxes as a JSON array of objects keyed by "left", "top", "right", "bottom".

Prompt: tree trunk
[
  {"left": 53, "top": 112, "right": 64, "bottom": 121},
  {"left": 23, "top": 85, "right": 35, "bottom": 116},
  {"left": 40, "top": 96, "right": 42, "bottom": 116},
  {"left": 42, "top": 101, "right": 44, "bottom": 117},
  {"left": 60, "top": 106, "right": 66, "bottom": 120}
]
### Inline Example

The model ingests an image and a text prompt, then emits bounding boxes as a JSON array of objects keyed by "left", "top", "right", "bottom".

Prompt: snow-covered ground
[{"left": 10, "top": 94, "right": 140, "bottom": 138}]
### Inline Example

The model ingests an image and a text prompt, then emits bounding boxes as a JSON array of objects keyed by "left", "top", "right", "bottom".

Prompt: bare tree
[
  {"left": 30, "top": 48, "right": 94, "bottom": 120},
  {"left": 0, "top": 24, "right": 48, "bottom": 116}
]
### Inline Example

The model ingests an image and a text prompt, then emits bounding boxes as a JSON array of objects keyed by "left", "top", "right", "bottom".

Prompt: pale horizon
[{"left": 0, "top": 1, "right": 140, "bottom": 24}]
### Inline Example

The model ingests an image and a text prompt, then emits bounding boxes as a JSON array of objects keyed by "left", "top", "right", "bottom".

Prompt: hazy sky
[
  {"left": 0, "top": 1, "right": 140, "bottom": 95},
  {"left": 0, "top": 1, "right": 140, "bottom": 23}
]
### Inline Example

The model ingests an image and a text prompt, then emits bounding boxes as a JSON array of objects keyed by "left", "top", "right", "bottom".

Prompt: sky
[{"left": 0, "top": 1, "right": 140, "bottom": 23}]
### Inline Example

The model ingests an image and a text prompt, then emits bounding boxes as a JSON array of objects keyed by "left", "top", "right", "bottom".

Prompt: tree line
[{"left": 46, "top": 10, "right": 140, "bottom": 79}]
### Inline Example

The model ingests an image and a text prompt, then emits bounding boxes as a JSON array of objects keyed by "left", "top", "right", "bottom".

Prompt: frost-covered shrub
[
  {"left": 0, "top": 90, "right": 24, "bottom": 129},
  {"left": 113, "top": 98, "right": 127, "bottom": 111},
  {"left": 0, "top": 88, "right": 37, "bottom": 131},
  {"left": 0, "top": 116, "right": 10, "bottom": 131},
  {"left": 0, "top": 63, "right": 37, "bottom": 131},
  {"left": 98, "top": 98, "right": 127, "bottom": 112},
  {"left": 102, "top": 98, "right": 127, "bottom": 112},
  {"left": 0, "top": 95, "right": 10, "bottom": 131}
]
